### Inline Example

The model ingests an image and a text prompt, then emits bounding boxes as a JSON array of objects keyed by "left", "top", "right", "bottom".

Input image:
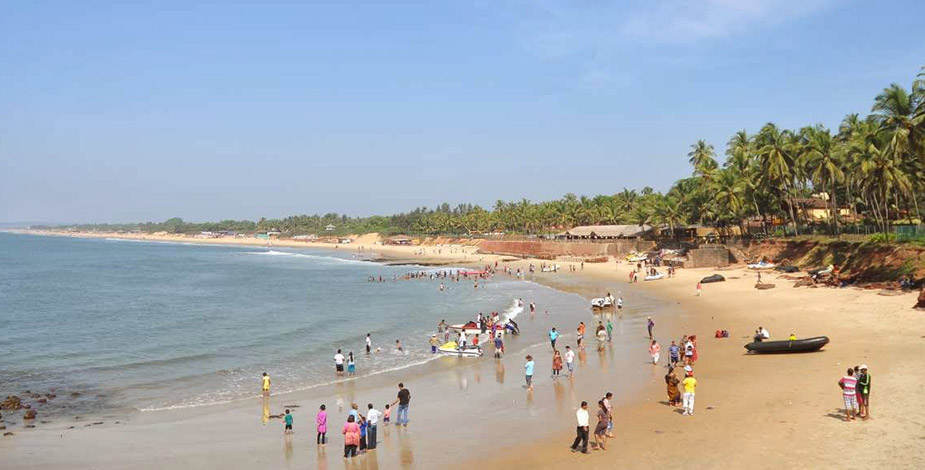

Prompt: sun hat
[
  {"left": 683, "top": 365, "right": 693, "bottom": 372},
  {"left": 859, "top": 364, "right": 868, "bottom": 370}
]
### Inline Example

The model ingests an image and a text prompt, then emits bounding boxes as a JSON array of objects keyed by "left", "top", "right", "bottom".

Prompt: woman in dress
[
  {"left": 665, "top": 367, "right": 681, "bottom": 406},
  {"left": 552, "top": 349, "right": 563, "bottom": 378},
  {"left": 316, "top": 404, "right": 328, "bottom": 444},
  {"left": 593, "top": 399, "right": 610, "bottom": 450}
]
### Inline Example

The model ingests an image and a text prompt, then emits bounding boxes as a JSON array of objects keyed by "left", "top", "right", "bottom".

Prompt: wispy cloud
[{"left": 504, "top": 0, "right": 842, "bottom": 89}]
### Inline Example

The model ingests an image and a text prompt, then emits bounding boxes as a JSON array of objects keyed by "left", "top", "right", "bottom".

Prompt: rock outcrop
[
  {"left": 1, "top": 396, "right": 22, "bottom": 411},
  {"left": 916, "top": 287, "right": 925, "bottom": 310}
]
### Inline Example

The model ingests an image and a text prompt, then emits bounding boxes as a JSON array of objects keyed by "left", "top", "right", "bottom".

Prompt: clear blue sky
[{"left": 2, "top": 0, "right": 923, "bottom": 223}]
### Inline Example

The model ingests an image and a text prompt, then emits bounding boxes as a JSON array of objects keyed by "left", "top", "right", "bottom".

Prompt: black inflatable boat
[
  {"left": 700, "top": 274, "right": 725, "bottom": 283},
  {"left": 744, "top": 336, "right": 829, "bottom": 354}
]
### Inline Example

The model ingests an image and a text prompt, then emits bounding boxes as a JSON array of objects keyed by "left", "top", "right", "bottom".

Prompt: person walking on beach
[
  {"left": 552, "top": 350, "right": 563, "bottom": 379},
  {"left": 391, "top": 383, "right": 411, "bottom": 427},
  {"left": 669, "top": 340, "right": 680, "bottom": 367},
  {"left": 838, "top": 368, "right": 859, "bottom": 421},
  {"left": 262, "top": 372, "right": 271, "bottom": 396},
  {"left": 549, "top": 327, "right": 559, "bottom": 350},
  {"left": 596, "top": 325, "right": 607, "bottom": 352},
  {"left": 682, "top": 368, "right": 697, "bottom": 416},
  {"left": 649, "top": 340, "right": 661, "bottom": 365},
  {"left": 617, "top": 296, "right": 623, "bottom": 311},
  {"left": 594, "top": 400, "right": 609, "bottom": 451},
  {"left": 577, "top": 322, "right": 586, "bottom": 348},
  {"left": 316, "top": 404, "right": 328, "bottom": 444},
  {"left": 366, "top": 333, "right": 372, "bottom": 355},
  {"left": 646, "top": 317, "right": 655, "bottom": 340},
  {"left": 858, "top": 365, "right": 871, "bottom": 419},
  {"left": 565, "top": 345, "right": 575, "bottom": 378},
  {"left": 606, "top": 319, "right": 613, "bottom": 342},
  {"left": 603, "top": 392, "right": 614, "bottom": 437},
  {"left": 366, "top": 403, "right": 381, "bottom": 449},
  {"left": 343, "top": 415, "right": 360, "bottom": 458},
  {"left": 570, "top": 401, "right": 590, "bottom": 454},
  {"left": 696, "top": 281, "right": 702, "bottom": 296},
  {"left": 334, "top": 350, "right": 345, "bottom": 377},
  {"left": 524, "top": 355, "right": 535, "bottom": 390},
  {"left": 284, "top": 409, "right": 293, "bottom": 435}
]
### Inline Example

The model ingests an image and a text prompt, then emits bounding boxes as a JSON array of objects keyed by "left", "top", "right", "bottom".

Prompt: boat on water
[
  {"left": 744, "top": 336, "right": 830, "bottom": 354},
  {"left": 449, "top": 321, "right": 484, "bottom": 336},
  {"left": 590, "top": 296, "right": 614, "bottom": 309},
  {"left": 437, "top": 341, "right": 483, "bottom": 357},
  {"left": 645, "top": 273, "right": 666, "bottom": 281}
]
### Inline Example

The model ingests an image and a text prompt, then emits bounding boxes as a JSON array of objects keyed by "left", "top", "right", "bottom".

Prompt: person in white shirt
[
  {"left": 570, "top": 401, "right": 590, "bottom": 453},
  {"left": 760, "top": 327, "right": 770, "bottom": 339},
  {"left": 458, "top": 331, "right": 467, "bottom": 348},
  {"left": 366, "top": 403, "right": 381, "bottom": 449},
  {"left": 334, "top": 349, "right": 345, "bottom": 376},
  {"left": 565, "top": 346, "right": 576, "bottom": 377},
  {"left": 365, "top": 334, "right": 372, "bottom": 355}
]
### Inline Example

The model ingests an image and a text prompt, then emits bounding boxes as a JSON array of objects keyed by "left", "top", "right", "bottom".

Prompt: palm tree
[
  {"left": 688, "top": 139, "right": 718, "bottom": 178},
  {"left": 756, "top": 123, "right": 799, "bottom": 235},
  {"left": 803, "top": 125, "right": 844, "bottom": 235}
]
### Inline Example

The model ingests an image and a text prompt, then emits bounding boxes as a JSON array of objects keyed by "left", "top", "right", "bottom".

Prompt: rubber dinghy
[
  {"left": 437, "top": 341, "right": 483, "bottom": 357},
  {"left": 747, "top": 261, "right": 777, "bottom": 269},
  {"left": 700, "top": 274, "right": 725, "bottom": 283},
  {"left": 590, "top": 296, "right": 614, "bottom": 309},
  {"left": 645, "top": 273, "right": 666, "bottom": 281},
  {"left": 744, "top": 336, "right": 830, "bottom": 354}
]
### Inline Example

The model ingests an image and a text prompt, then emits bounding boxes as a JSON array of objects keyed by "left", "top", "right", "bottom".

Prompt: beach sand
[{"left": 2, "top": 231, "right": 922, "bottom": 469}]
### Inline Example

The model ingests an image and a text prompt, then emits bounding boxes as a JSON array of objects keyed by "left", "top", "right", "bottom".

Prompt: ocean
[{"left": 0, "top": 232, "right": 588, "bottom": 419}]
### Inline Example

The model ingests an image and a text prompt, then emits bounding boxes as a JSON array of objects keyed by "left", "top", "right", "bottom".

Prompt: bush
[{"left": 868, "top": 233, "right": 895, "bottom": 243}]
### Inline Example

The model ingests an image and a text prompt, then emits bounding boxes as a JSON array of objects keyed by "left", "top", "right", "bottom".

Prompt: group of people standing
[
  {"left": 570, "top": 391, "right": 616, "bottom": 453},
  {"left": 839, "top": 365, "right": 872, "bottom": 421}
]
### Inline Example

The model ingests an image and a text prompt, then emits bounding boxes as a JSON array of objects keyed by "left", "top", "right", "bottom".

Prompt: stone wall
[
  {"left": 687, "top": 246, "right": 730, "bottom": 268},
  {"left": 478, "top": 239, "right": 654, "bottom": 259}
]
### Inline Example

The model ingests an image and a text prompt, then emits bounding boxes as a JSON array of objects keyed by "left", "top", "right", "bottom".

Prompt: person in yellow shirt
[
  {"left": 262, "top": 372, "right": 271, "bottom": 396},
  {"left": 789, "top": 333, "right": 797, "bottom": 341},
  {"left": 681, "top": 367, "right": 697, "bottom": 416}
]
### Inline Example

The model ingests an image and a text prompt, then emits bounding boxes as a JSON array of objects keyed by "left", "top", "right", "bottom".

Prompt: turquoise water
[{"left": 0, "top": 232, "right": 587, "bottom": 417}]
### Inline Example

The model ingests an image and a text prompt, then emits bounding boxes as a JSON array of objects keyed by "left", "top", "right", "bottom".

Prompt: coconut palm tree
[{"left": 688, "top": 139, "right": 718, "bottom": 178}]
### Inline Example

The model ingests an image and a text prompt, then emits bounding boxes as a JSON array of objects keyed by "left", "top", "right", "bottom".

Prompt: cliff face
[{"left": 733, "top": 240, "right": 925, "bottom": 283}]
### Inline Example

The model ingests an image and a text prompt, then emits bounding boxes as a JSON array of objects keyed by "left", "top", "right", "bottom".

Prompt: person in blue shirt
[
  {"left": 524, "top": 355, "right": 535, "bottom": 390},
  {"left": 549, "top": 328, "right": 559, "bottom": 350},
  {"left": 283, "top": 409, "right": 293, "bottom": 435},
  {"left": 668, "top": 340, "right": 681, "bottom": 367}
]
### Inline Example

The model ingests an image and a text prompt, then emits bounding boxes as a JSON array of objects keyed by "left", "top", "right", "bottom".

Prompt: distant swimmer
[
  {"left": 366, "top": 333, "right": 372, "bottom": 355},
  {"left": 439, "top": 283, "right": 445, "bottom": 291},
  {"left": 395, "top": 339, "right": 404, "bottom": 354}
]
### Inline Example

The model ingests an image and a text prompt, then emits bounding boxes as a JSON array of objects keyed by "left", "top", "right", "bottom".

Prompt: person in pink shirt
[
  {"left": 343, "top": 415, "right": 360, "bottom": 458},
  {"left": 838, "top": 368, "right": 859, "bottom": 421},
  {"left": 649, "top": 340, "right": 661, "bottom": 365},
  {"left": 316, "top": 404, "right": 328, "bottom": 445}
]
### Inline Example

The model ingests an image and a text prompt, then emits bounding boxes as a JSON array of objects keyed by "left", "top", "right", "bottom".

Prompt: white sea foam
[{"left": 243, "top": 250, "right": 371, "bottom": 265}]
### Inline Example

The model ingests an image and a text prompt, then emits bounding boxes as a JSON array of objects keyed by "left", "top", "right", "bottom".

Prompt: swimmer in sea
[{"left": 395, "top": 339, "right": 404, "bottom": 353}]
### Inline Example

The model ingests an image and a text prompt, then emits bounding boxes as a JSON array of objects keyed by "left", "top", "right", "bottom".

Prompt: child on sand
[
  {"left": 284, "top": 409, "right": 293, "bottom": 435},
  {"left": 383, "top": 404, "right": 391, "bottom": 425},
  {"left": 262, "top": 372, "right": 271, "bottom": 396},
  {"left": 429, "top": 334, "right": 440, "bottom": 353}
]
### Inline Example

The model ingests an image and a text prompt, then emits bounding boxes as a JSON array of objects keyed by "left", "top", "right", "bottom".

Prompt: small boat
[
  {"left": 644, "top": 273, "right": 666, "bottom": 281},
  {"left": 437, "top": 341, "right": 483, "bottom": 357},
  {"left": 744, "top": 336, "right": 830, "bottom": 354},
  {"left": 700, "top": 274, "right": 725, "bottom": 283},
  {"left": 627, "top": 254, "right": 648, "bottom": 262},
  {"left": 449, "top": 321, "right": 484, "bottom": 336},
  {"left": 747, "top": 261, "right": 777, "bottom": 270},
  {"left": 590, "top": 296, "right": 614, "bottom": 309}
]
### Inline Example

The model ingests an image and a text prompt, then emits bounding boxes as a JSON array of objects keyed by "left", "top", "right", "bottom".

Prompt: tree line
[{"left": 46, "top": 67, "right": 924, "bottom": 239}]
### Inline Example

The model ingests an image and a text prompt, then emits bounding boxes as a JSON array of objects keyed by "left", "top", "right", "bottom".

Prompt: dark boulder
[
  {"left": 23, "top": 409, "right": 37, "bottom": 420},
  {"left": 916, "top": 287, "right": 925, "bottom": 310}
]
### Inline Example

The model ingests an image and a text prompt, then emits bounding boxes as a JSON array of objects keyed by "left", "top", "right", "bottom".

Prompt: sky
[{"left": 1, "top": 0, "right": 924, "bottom": 224}]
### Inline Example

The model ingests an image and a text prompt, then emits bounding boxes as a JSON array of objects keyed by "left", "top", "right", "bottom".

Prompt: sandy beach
[{"left": 2, "top": 231, "right": 922, "bottom": 470}]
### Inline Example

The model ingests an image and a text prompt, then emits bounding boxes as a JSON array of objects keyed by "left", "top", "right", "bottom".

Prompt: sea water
[{"left": 0, "top": 232, "right": 587, "bottom": 418}]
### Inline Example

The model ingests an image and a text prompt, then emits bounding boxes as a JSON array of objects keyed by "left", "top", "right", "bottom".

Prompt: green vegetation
[{"left": 44, "top": 67, "right": 925, "bottom": 238}]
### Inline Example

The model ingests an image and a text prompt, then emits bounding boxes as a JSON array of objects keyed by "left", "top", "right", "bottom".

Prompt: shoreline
[{"left": 2, "top": 230, "right": 923, "bottom": 469}]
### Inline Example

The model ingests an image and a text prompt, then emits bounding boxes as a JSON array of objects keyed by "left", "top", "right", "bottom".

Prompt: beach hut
[
  {"left": 384, "top": 235, "right": 413, "bottom": 245},
  {"left": 557, "top": 225, "right": 652, "bottom": 240},
  {"left": 325, "top": 224, "right": 336, "bottom": 231}
]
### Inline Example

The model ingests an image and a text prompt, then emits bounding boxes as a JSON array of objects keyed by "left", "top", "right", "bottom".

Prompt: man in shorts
[
  {"left": 838, "top": 368, "right": 859, "bottom": 421},
  {"left": 524, "top": 355, "right": 535, "bottom": 390},
  {"left": 857, "top": 364, "right": 871, "bottom": 419},
  {"left": 334, "top": 349, "right": 345, "bottom": 376}
]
